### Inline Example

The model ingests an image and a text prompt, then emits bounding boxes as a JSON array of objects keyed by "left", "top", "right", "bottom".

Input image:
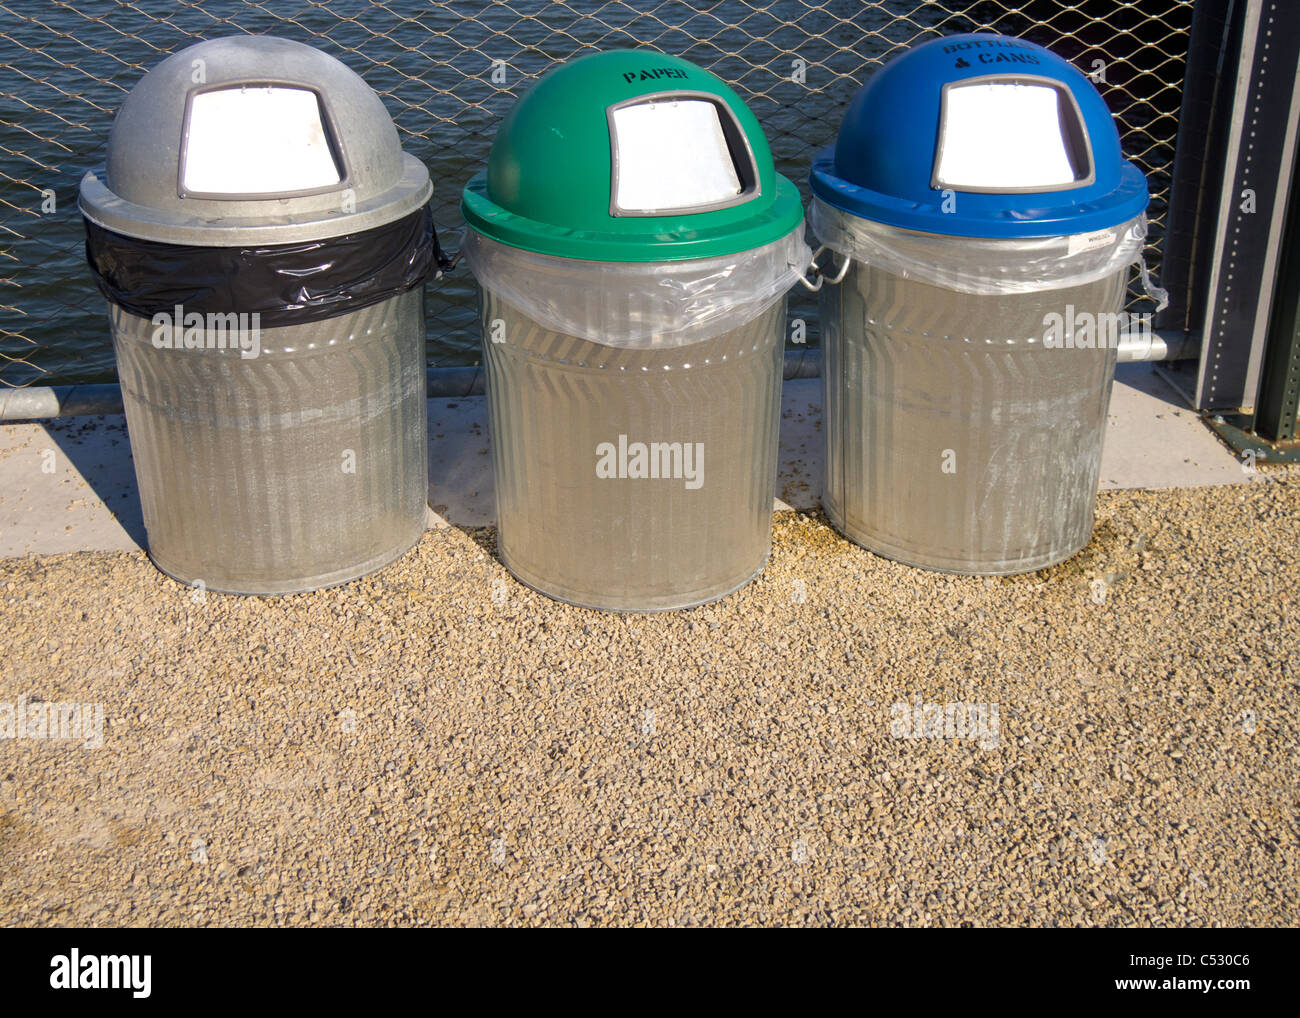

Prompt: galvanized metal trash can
[
  {"left": 810, "top": 33, "right": 1163, "bottom": 575},
  {"left": 80, "top": 36, "right": 441, "bottom": 594},
  {"left": 462, "top": 51, "right": 808, "bottom": 611}
]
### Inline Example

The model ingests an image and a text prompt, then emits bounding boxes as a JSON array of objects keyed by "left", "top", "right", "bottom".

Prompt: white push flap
[
  {"left": 610, "top": 97, "right": 752, "bottom": 215},
  {"left": 182, "top": 86, "right": 342, "bottom": 197},
  {"left": 933, "top": 79, "right": 1092, "bottom": 192}
]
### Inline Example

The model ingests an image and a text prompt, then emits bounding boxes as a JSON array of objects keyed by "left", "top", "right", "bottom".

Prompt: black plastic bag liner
[{"left": 84, "top": 206, "right": 448, "bottom": 328}]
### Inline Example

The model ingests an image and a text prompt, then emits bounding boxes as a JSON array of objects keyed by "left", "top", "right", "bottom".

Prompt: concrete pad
[
  {"left": 778, "top": 379, "right": 822, "bottom": 511},
  {"left": 0, "top": 366, "right": 1254, "bottom": 557},
  {"left": 1099, "top": 363, "right": 1249, "bottom": 489},
  {"left": 0, "top": 414, "right": 142, "bottom": 556},
  {"left": 426, "top": 396, "right": 492, "bottom": 528}
]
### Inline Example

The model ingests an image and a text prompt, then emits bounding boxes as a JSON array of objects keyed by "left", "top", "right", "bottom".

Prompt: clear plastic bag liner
[
  {"left": 1136, "top": 252, "right": 1170, "bottom": 313},
  {"left": 810, "top": 196, "right": 1164, "bottom": 301},
  {"left": 461, "top": 226, "right": 810, "bottom": 349}
]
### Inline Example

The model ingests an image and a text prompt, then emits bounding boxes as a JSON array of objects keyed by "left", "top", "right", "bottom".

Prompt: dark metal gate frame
[{"left": 1157, "top": 0, "right": 1300, "bottom": 460}]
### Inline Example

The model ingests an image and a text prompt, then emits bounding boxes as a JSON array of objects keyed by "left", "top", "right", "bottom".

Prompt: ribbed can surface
[
  {"left": 111, "top": 288, "right": 427, "bottom": 594},
  {"left": 481, "top": 292, "right": 786, "bottom": 612},
  {"left": 820, "top": 264, "right": 1127, "bottom": 575}
]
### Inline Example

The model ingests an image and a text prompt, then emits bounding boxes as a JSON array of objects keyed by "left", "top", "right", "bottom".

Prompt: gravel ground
[{"left": 1, "top": 474, "right": 1297, "bottom": 927}]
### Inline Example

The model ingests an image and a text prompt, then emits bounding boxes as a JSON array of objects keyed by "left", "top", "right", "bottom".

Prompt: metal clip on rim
[{"left": 796, "top": 245, "right": 851, "bottom": 291}]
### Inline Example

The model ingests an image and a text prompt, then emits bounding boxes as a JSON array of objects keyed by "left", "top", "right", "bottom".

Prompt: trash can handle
[{"left": 796, "top": 245, "right": 850, "bottom": 291}]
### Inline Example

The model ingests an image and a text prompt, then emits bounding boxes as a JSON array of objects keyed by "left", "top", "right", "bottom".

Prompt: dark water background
[{"left": 0, "top": 0, "right": 1191, "bottom": 386}]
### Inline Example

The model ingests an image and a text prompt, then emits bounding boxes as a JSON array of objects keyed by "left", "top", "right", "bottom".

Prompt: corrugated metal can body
[
  {"left": 481, "top": 292, "right": 786, "bottom": 611},
  {"left": 111, "top": 289, "right": 427, "bottom": 594},
  {"left": 820, "top": 264, "right": 1127, "bottom": 574}
]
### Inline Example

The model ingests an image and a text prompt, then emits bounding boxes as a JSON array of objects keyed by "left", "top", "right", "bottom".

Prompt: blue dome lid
[{"left": 810, "top": 33, "right": 1150, "bottom": 238}]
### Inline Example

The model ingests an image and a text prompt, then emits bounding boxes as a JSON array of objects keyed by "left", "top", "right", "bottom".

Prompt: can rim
[{"left": 79, "top": 153, "right": 432, "bottom": 247}]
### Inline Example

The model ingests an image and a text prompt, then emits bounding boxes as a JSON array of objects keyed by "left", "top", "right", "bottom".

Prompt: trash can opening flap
[
  {"left": 609, "top": 95, "right": 757, "bottom": 215},
  {"left": 181, "top": 86, "right": 343, "bottom": 197},
  {"left": 933, "top": 78, "right": 1092, "bottom": 193}
]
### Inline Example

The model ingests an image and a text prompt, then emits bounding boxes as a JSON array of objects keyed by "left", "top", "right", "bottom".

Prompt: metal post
[
  {"left": 1157, "top": 0, "right": 1241, "bottom": 336},
  {"left": 1189, "top": 0, "right": 1300, "bottom": 413},
  {"left": 1255, "top": 155, "right": 1300, "bottom": 442}
]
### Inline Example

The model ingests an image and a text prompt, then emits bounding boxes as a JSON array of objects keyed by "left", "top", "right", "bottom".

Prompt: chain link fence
[{"left": 1, "top": 0, "right": 1194, "bottom": 388}]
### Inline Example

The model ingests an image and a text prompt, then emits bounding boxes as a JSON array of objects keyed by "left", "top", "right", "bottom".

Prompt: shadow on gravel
[{"left": 459, "top": 524, "right": 497, "bottom": 561}]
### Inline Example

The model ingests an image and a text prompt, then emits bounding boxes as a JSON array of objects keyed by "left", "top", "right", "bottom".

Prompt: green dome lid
[{"left": 462, "top": 49, "right": 804, "bottom": 262}]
